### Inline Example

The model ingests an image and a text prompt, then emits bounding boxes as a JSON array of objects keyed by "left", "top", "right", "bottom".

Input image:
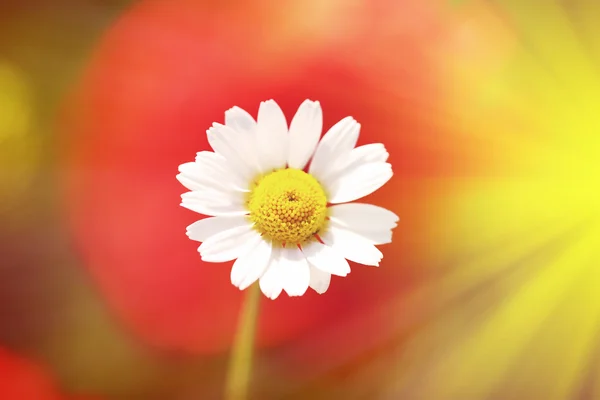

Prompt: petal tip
[
  {"left": 226, "top": 105, "right": 242, "bottom": 114},
  {"left": 267, "top": 291, "right": 280, "bottom": 300}
]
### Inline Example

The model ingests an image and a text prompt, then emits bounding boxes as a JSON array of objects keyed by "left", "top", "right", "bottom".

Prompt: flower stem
[{"left": 224, "top": 283, "right": 261, "bottom": 400}]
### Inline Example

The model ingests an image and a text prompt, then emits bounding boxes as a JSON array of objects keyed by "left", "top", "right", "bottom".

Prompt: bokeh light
[{"left": 0, "top": 62, "right": 40, "bottom": 212}]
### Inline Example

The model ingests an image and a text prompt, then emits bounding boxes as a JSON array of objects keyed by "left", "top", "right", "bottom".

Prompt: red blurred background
[{"left": 0, "top": 0, "right": 475, "bottom": 398}]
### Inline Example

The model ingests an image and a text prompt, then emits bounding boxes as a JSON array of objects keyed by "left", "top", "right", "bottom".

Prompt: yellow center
[{"left": 247, "top": 168, "right": 328, "bottom": 244}]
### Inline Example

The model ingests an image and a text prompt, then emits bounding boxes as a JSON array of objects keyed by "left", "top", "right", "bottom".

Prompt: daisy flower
[{"left": 177, "top": 100, "right": 398, "bottom": 299}]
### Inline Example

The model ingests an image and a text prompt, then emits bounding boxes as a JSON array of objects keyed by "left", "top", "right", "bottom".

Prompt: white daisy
[{"left": 177, "top": 99, "right": 398, "bottom": 299}]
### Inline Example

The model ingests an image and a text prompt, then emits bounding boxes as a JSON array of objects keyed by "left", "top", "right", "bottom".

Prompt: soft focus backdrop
[{"left": 2, "top": 0, "right": 600, "bottom": 398}]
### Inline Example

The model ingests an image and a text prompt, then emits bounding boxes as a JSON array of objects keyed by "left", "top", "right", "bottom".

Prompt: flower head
[{"left": 177, "top": 99, "right": 398, "bottom": 299}]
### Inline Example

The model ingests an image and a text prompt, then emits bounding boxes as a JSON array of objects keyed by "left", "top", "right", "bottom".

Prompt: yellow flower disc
[{"left": 248, "top": 168, "right": 327, "bottom": 244}]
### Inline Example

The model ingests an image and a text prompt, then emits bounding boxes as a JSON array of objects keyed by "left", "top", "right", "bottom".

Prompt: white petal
[
  {"left": 186, "top": 215, "right": 250, "bottom": 243},
  {"left": 256, "top": 100, "right": 288, "bottom": 172},
  {"left": 279, "top": 247, "right": 310, "bottom": 297},
  {"left": 327, "top": 162, "right": 393, "bottom": 204},
  {"left": 330, "top": 203, "right": 398, "bottom": 229},
  {"left": 301, "top": 240, "right": 350, "bottom": 276},
  {"left": 340, "top": 227, "right": 392, "bottom": 245},
  {"left": 322, "top": 225, "right": 383, "bottom": 266},
  {"left": 177, "top": 161, "right": 248, "bottom": 193},
  {"left": 180, "top": 190, "right": 246, "bottom": 217},
  {"left": 199, "top": 224, "right": 257, "bottom": 263},
  {"left": 309, "top": 265, "right": 331, "bottom": 294},
  {"left": 287, "top": 100, "right": 323, "bottom": 169},
  {"left": 231, "top": 236, "right": 272, "bottom": 290},
  {"left": 349, "top": 143, "right": 389, "bottom": 163},
  {"left": 309, "top": 117, "right": 360, "bottom": 182},
  {"left": 225, "top": 107, "right": 262, "bottom": 174},
  {"left": 324, "top": 143, "right": 389, "bottom": 185},
  {"left": 225, "top": 106, "right": 257, "bottom": 135},
  {"left": 176, "top": 163, "right": 205, "bottom": 192},
  {"left": 259, "top": 247, "right": 284, "bottom": 300},
  {"left": 333, "top": 217, "right": 394, "bottom": 245},
  {"left": 207, "top": 123, "right": 259, "bottom": 180},
  {"left": 317, "top": 144, "right": 390, "bottom": 194},
  {"left": 194, "top": 151, "right": 248, "bottom": 190}
]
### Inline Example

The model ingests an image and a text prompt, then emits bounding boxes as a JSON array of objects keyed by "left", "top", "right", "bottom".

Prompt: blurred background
[{"left": 2, "top": 0, "right": 600, "bottom": 398}]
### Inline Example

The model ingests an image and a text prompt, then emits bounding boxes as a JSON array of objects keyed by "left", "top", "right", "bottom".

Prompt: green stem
[{"left": 224, "top": 283, "right": 261, "bottom": 400}]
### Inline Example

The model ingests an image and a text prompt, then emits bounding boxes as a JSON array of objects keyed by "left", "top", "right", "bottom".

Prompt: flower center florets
[{"left": 247, "top": 168, "right": 327, "bottom": 244}]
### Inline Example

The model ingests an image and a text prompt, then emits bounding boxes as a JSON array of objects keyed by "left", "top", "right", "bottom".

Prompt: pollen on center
[{"left": 247, "top": 168, "right": 328, "bottom": 244}]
